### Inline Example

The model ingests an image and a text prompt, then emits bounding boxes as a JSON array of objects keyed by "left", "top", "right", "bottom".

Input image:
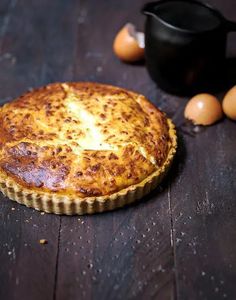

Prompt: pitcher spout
[{"left": 141, "top": 2, "right": 158, "bottom": 17}]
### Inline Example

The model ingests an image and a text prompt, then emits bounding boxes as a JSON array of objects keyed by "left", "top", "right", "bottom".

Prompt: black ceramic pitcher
[{"left": 142, "top": 0, "right": 236, "bottom": 94}]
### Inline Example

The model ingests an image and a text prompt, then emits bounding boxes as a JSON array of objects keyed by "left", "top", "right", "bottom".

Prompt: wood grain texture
[
  {"left": 0, "top": 0, "right": 77, "bottom": 299},
  {"left": 169, "top": 1, "right": 236, "bottom": 299},
  {"left": 0, "top": 0, "right": 236, "bottom": 300},
  {"left": 56, "top": 0, "right": 175, "bottom": 299},
  {"left": 170, "top": 122, "right": 236, "bottom": 300}
]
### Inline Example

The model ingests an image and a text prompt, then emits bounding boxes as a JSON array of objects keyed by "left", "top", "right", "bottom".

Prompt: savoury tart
[{"left": 0, "top": 82, "right": 177, "bottom": 215}]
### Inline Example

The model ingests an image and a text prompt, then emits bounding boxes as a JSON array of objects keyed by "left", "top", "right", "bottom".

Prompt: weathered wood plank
[
  {"left": 55, "top": 193, "right": 175, "bottom": 300},
  {"left": 0, "top": 1, "right": 79, "bottom": 299},
  {"left": 170, "top": 0, "right": 236, "bottom": 299},
  {"left": 55, "top": 0, "right": 175, "bottom": 299},
  {"left": 170, "top": 121, "right": 236, "bottom": 300}
]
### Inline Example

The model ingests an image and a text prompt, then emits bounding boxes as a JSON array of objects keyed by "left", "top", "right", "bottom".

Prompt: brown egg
[
  {"left": 184, "top": 93, "right": 223, "bottom": 125},
  {"left": 113, "top": 23, "right": 145, "bottom": 63},
  {"left": 222, "top": 85, "right": 236, "bottom": 121}
]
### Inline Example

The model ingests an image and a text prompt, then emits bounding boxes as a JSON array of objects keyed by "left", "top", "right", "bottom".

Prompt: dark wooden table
[{"left": 0, "top": 1, "right": 236, "bottom": 299}]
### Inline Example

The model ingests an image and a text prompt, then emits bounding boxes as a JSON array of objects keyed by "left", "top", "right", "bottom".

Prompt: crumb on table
[{"left": 39, "top": 239, "right": 48, "bottom": 245}]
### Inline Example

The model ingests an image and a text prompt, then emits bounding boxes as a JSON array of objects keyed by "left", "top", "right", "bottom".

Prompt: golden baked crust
[{"left": 0, "top": 82, "right": 177, "bottom": 214}]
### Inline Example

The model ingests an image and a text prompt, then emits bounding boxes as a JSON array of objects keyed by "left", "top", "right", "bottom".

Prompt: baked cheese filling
[{"left": 0, "top": 82, "right": 172, "bottom": 197}]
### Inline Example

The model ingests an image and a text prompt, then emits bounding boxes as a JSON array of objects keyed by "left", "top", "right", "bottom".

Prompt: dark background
[{"left": 0, "top": 0, "right": 236, "bottom": 299}]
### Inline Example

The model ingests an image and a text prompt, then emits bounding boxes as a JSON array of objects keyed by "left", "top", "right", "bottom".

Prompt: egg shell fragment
[
  {"left": 113, "top": 23, "right": 145, "bottom": 62},
  {"left": 184, "top": 93, "right": 223, "bottom": 126}
]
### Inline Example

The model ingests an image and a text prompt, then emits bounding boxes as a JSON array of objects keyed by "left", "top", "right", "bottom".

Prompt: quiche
[{"left": 0, "top": 82, "right": 177, "bottom": 215}]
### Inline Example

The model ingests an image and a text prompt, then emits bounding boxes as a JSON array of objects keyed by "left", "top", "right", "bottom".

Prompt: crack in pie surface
[{"left": 0, "top": 82, "right": 177, "bottom": 214}]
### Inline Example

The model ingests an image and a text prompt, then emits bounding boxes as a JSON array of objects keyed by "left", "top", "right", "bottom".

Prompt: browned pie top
[{"left": 0, "top": 82, "right": 173, "bottom": 197}]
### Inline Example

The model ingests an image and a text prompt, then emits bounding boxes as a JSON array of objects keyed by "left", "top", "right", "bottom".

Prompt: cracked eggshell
[
  {"left": 113, "top": 23, "right": 145, "bottom": 63},
  {"left": 184, "top": 93, "right": 223, "bottom": 126}
]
